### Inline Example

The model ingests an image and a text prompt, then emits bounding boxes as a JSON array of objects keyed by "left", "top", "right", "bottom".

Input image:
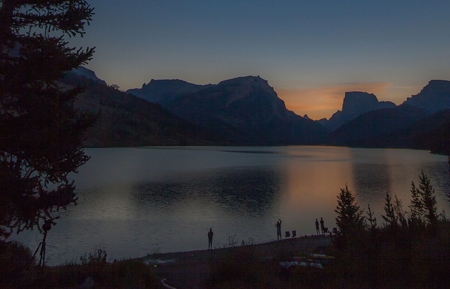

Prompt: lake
[{"left": 13, "top": 146, "right": 450, "bottom": 265}]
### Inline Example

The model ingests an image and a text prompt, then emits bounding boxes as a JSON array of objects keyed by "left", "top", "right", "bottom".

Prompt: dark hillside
[
  {"left": 164, "top": 76, "right": 327, "bottom": 145},
  {"left": 127, "top": 79, "right": 210, "bottom": 105},
  {"left": 410, "top": 109, "right": 450, "bottom": 154},
  {"left": 326, "top": 104, "right": 429, "bottom": 147},
  {"left": 63, "top": 73, "right": 223, "bottom": 147}
]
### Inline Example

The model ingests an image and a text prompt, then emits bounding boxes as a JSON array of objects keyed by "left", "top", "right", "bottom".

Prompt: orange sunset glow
[{"left": 278, "top": 82, "right": 394, "bottom": 120}]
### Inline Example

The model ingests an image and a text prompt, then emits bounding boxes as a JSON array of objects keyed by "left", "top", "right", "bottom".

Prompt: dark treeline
[
  {"left": 206, "top": 171, "right": 450, "bottom": 289},
  {"left": 329, "top": 171, "right": 450, "bottom": 289}
]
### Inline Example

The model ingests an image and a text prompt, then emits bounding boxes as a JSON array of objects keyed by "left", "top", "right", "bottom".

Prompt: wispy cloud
[{"left": 277, "top": 82, "right": 391, "bottom": 120}]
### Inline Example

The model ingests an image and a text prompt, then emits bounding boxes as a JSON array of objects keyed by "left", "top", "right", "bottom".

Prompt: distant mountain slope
[
  {"left": 333, "top": 109, "right": 450, "bottom": 153},
  {"left": 409, "top": 109, "right": 450, "bottom": 154},
  {"left": 72, "top": 66, "right": 107, "bottom": 85},
  {"left": 403, "top": 80, "right": 450, "bottom": 112},
  {"left": 323, "top": 80, "right": 450, "bottom": 152},
  {"left": 324, "top": 80, "right": 450, "bottom": 132},
  {"left": 162, "top": 76, "right": 327, "bottom": 145},
  {"left": 127, "top": 79, "right": 210, "bottom": 105},
  {"left": 63, "top": 71, "right": 222, "bottom": 147},
  {"left": 70, "top": 68, "right": 450, "bottom": 150},
  {"left": 326, "top": 104, "right": 429, "bottom": 147},
  {"left": 324, "top": 91, "right": 396, "bottom": 131}
]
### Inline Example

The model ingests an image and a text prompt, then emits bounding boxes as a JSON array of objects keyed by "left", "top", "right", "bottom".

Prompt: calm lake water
[{"left": 13, "top": 146, "right": 450, "bottom": 265}]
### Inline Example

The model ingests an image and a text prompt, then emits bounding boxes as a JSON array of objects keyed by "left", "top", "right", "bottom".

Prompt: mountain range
[
  {"left": 325, "top": 80, "right": 450, "bottom": 152},
  {"left": 64, "top": 68, "right": 221, "bottom": 147},
  {"left": 130, "top": 76, "right": 327, "bottom": 145},
  {"left": 321, "top": 91, "right": 396, "bottom": 131},
  {"left": 66, "top": 68, "right": 450, "bottom": 154}
]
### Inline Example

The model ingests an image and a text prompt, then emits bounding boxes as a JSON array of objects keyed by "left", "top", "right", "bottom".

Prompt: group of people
[
  {"left": 315, "top": 217, "right": 326, "bottom": 234},
  {"left": 206, "top": 217, "right": 328, "bottom": 250},
  {"left": 277, "top": 217, "right": 327, "bottom": 240}
]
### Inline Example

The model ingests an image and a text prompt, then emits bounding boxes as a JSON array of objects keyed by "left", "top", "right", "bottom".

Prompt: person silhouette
[
  {"left": 276, "top": 219, "right": 282, "bottom": 240},
  {"left": 320, "top": 217, "right": 325, "bottom": 234},
  {"left": 448, "top": 155, "right": 450, "bottom": 176},
  {"left": 208, "top": 228, "right": 213, "bottom": 250},
  {"left": 315, "top": 219, "right": 320, "bottom": 235}
]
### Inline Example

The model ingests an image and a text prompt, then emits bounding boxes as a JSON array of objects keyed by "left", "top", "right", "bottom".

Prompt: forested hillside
[{"left": 63, "top": 72, "right": 223, "bottom": 147}]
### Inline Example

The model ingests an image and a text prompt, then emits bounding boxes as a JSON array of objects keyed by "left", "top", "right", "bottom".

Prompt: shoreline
[
  {"left": 141, "top": 234, "right": 332, "bottom": 262},
  {"left": 139, "top": 235, "right": 332, "bottom": 289}
]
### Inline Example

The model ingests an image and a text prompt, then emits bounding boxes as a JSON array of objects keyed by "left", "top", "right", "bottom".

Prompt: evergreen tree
[
  {"left": 408, "top": 171, "right": 438, "bottom": 228},
  {"left": 334, "top": 186, "right": 365, "bottom": 249},
  {"left": 366, "top": 204, "right": 377, "bottom": 232},
  {"left": 417, "top": 171, "right": 438, "bottom": 227},
  {"left": 0, "top": 1, "right": 95, "bottom": 240},
  {"left": 382, "top": 192, "right": 397, "bottom": 229},
  {"left": 409, "top": 181, "right": 423, "bottom": 224},
  {"left": 394, "top": 195, "right": 407, "bottom": 228}
]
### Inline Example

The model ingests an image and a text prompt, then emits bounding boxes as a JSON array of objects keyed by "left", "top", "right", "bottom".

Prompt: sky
[{"left": 70, "top": 0, "right": 450, "bottom": 120}]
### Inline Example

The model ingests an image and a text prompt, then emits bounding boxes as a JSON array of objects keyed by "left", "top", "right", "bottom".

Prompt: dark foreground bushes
[
  {"left": 0, "top": 243, "right": 159, "bottom": 289},
  {"left": 323, "top": 221, "right": 450, "bottom": 289},
  {"left": 0, "top": 241, "right": 35, "bottom": 287},
  {"left": 327, "top": 171, "right": 450, "bottom": 289},
  {"left": 205, "top": 243, "right": 330, "bottom": 289},
  {"left": 42, "top": 259, "right": 158, "bottom": 289},
  {"left": 206, "top": 247, "right": 273, "bottom": 289}
]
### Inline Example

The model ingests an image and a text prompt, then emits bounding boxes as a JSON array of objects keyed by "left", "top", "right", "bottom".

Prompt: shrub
[
  {"left": 0, "top": 241, "right": 35, "bottom": 287},
  {"left": 207, "top": 247, "right": 276, "bottom": 288}
]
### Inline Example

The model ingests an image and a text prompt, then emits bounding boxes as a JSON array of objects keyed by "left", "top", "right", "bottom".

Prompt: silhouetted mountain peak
[
  {"left": 71, "top": 66, "right": 106, "bottom": 85},
  {"left": 325, "top": 91, "right": 396, "bottom": 131},
  {"left": 403, "top": 80, "right": 450, "bottom": 112},
  {"left": 428, "top": 79, "right": 450, "bottom": 85},
  {"left": 142, "top": 79, "right": 194, "bottom": 89},
  {"left": 217, "top": 76, "right": 274, "bottom": 95},
  {"left": 218, "top": 75, "right": 268, "bottom": 87},
  {"left": 342, "top": 91, "right": 378, "bottom": 114},
  {"left": 213, "top": 76, "right": 280, "bottom": 109},
  {"left": 127, "top": 79, "right": 208, "bottom": 104},
  {"left": 162, "top": 75, "right": 327, "bottom": 145}
]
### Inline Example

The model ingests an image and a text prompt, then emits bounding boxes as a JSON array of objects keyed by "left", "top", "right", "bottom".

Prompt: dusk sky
[{"left": 72, "top": 1, "right": 450, "bottom": 120}]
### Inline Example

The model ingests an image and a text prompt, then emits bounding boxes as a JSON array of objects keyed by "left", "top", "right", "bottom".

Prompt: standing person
[
  {"left": 208, "top": 228, "right": 213, "bottom": 250},
  {"left": 315, "top": 219, "right": 320, "bottom": 235},
  {"left": 448, "top": 155, "right": 450, "bottom": 176},
  {"left": 320, "top": 217, "right": 325, "bottom": 234},
  {"left": 276, "top": 219, "right": 282, "bottom": 240}
]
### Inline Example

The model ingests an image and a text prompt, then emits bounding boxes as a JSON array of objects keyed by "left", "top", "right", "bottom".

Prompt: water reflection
[
  {"left": 134, "top": 167, "right": 282, "bottom": 217},
  {"left": 11, "top": 146, "right": 450, "bottom": 265},
  {"left": 351, "top": 163, "right": 391, "bottom": 204},
  {"left": 349, "top": 149, "right": 450, "bottom": 219}
]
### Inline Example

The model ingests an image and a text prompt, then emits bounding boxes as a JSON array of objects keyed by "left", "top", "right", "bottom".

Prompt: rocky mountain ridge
[
  {"left": 128, "top": 75, "right": 327, "bottom": 145},
  {"left": 71, "top": 67, "right": 449, "bottom": 152},
  {"left": 72, "top": 66, "right": 107, "bottom": 86},
  {"left": 323, "top": 91, "right": 396, "bottom": 131},
  {"left": 126, "top": 79, "right": 209, "bottom": 105},
  {"left": 65, "top": 70, "right": 222, "bottom": 147},
  {"left": 403, "top": 80, "right": 450, "bottom": 112},
  {"left": 323, "top": 80, "right": 450, "bottom": 152}
]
